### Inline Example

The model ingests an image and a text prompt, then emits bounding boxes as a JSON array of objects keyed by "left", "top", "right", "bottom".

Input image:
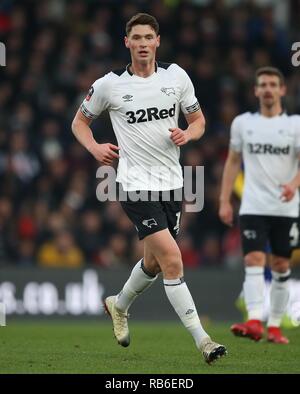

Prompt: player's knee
[
  {"left": 158, "top": 250, "right": 183, "bottom": 278},
  {"left": 163, "top": 263, "right": 183, "bottom": 279},
  {"left": 244, "top": 252, "right": 265, "bottom": 267},
  {"left": 271, "top": 256, "right": 290, "bottom": 273}
]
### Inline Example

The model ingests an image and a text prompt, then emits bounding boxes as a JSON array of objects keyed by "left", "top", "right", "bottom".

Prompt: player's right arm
[
  {"left": 71, "top": 75, "right": 120, "bottom": 165},
  {"left": 71, "top": 109, "right": 120, "bottom": 165},
  {"left": 219, "top": 150, "right": 242, "bottom": 226}
]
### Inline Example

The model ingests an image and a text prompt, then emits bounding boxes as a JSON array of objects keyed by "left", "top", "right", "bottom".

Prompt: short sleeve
[
  {"left": 229, "top": 116, "right": 243, "bottom": 152},
  {"left": 173, "top": 64, "right": 200, "bottom": 115},
  {"left": 80, "top": 74, "right": 111, "bottom": 120}
]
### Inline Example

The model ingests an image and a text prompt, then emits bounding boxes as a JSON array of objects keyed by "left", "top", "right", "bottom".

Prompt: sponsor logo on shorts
[
  {"left": 142, "top": 218, "right": 158, "bottom": 228},
  {"left": 243, "top": 230, "right": 257, "bottom": 239}
]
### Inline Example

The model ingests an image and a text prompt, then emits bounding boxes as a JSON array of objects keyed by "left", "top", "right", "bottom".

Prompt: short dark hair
[
  {"left": 126, "top": 13, "right": 159, "bottom": 36},
  {"left": 255, "top": 66, "right": 285, "bottom": 86}
]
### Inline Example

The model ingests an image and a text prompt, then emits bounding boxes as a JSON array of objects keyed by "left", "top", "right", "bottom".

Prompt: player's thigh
[
  {"left": 269, "top": 217, "right": 299, "bottom": 259},
  {"left": 239, "top": 215, "right": 269, "bottom": 257}
]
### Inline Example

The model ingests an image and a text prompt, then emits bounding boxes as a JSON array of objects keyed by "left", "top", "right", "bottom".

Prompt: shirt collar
[{"left": 126, "top": 62, "right": 158, "bottom": 76}]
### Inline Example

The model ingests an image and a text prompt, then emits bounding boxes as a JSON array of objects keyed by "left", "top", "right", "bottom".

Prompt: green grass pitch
[{"left": 1, "top": 320, "right": 300, "bottom": 374}]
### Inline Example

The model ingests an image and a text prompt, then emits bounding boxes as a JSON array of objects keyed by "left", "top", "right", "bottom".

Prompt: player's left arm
[
  {"left": 280, "top": 153, "right": 300, "bottom": 202},
  {"left": 169, "top": 109, "right": 205, "bottom": 146}
]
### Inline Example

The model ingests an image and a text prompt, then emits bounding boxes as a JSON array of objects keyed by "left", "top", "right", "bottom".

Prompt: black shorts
[
  {"left": 120, "top": 189, "right": 182, "bottom": 240},
  {"left": 239, "top": 214, "right": 299, "bottom": 258}
]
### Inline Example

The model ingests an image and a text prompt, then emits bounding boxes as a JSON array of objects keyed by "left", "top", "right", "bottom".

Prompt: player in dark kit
[{"left": 72, "top": 13, "right": 227, "bottom": 364}]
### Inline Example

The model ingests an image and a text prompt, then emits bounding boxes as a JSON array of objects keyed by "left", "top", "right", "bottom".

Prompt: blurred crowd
[{"left": 0, "top": 0, "right": 300, "bottom": 269}]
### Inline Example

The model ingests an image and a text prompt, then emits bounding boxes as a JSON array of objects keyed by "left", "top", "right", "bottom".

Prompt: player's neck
[
  {"left": 259, "top": 104, "right": 283, "bottom": 118},
  {"left": 130, "top": 60, "right": 156, "bottom": 78}
]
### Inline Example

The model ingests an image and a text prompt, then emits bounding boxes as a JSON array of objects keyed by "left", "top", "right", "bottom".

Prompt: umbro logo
[
  {"left": 122, "top": 95, "right": 133, "bottom": 102},
  {"left": 247, "top": 130, "right": 253, "bottom": 135},
  {"left": 185, "top": 309, "right": 194, "bottom": 315},
  {"left": 161, "top": 87, "right": 175, "bottom": 96},
  {"left": 142, "top": 218, "right": 158, "bottom": 228}
]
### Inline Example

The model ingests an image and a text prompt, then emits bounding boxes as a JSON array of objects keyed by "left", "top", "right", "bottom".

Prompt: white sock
[
  {"left": 115, "top": 259, "right": 158, "bottom": 313},
  {"left": 267, "top": 270, "right": 291, "bottom": 327},
  {"left": 243, "top": 266, "right": 265, "bottom": 321},
  {"left": 163, "top": 277, "right": 209, "bottom": 348}
]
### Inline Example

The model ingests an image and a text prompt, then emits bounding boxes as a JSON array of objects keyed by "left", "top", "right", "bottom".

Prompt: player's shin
[
  {"left": 243, "top": 266, "right": 265, "bottom": 320},
  {"left": 115, "top": 258, "right": 158, "bottom": 313},
  {"left": 163, "top": 277, "right": 209, "bottom": 348},
  {"left": 267, "top": 269, "right": 291, "bottom": 327}
]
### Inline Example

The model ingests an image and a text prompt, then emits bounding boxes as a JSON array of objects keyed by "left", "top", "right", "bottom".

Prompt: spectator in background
[
  {"left": 17, "top": 240, "right": 35, "bottom": 266},
  {"left": 0, "top": 130, "right": 40, "bottom": 185},
  {"left": 0, "top": 197, "right": 15, "bottom": 263},
  {"left": 177, "top": 234, "right": 201, "bottom": 268},
  {"left": 95, "top": 233, "right": 130, "bottom": 269},
  {"left": 37, "top": 229, "right": 84, "bottom": 268},
  {"left": 201, "top": 234, "right": 221, "bottom": 266},
  {"left": 78, "top": 210, "right": 104, "bottom": 262}
]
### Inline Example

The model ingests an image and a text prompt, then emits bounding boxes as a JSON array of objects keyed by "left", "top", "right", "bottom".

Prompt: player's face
[
  {"left": 125, "top": 25, "right": 160, "bottom": 64},
  {"left": 254, "top": 74, "right": 286, "bottom": 109}
]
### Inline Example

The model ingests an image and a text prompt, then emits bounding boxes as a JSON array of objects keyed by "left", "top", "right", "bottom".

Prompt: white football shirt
[
  {"left": 230, "top": 112, "right": 300, "bottom": 217},
  {"left": 80, "top": 62, "right": 200, "bottom": 191}
]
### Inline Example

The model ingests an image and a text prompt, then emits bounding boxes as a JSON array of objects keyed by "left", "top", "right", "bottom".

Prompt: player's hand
[
  {"left": 280, "top": 183, "right": 296, "bottom": 202},
  {"left": 89, "top": 143, "right": 120, "bottom": 165},
  {"left": 219, "top": 201, "right": 234, "bottom": 226},
  {"left": 169, "top": 128, "right": 190, "bottom": 146}
]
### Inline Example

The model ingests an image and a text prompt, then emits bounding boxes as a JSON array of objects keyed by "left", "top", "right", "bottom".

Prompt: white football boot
[
  {"left": 199, "top": 337, "right": 227, "bottom": 364},
  {"left": 104, "top": 295, "right": 130, "bottom": 347}
]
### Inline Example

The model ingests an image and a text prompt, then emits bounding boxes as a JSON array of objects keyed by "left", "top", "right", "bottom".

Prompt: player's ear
[
  {"left": 156, "top": 35, "right": 160, "bottom": 48},
  {"left": 124, "top": 36, "right": 129, "bottom": 48},
  {"left": 280, "top": 84, "right": 287, "bottom": 97},
  {"left": 254, "top": 85, "right": 259, "bottom": 98}
]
